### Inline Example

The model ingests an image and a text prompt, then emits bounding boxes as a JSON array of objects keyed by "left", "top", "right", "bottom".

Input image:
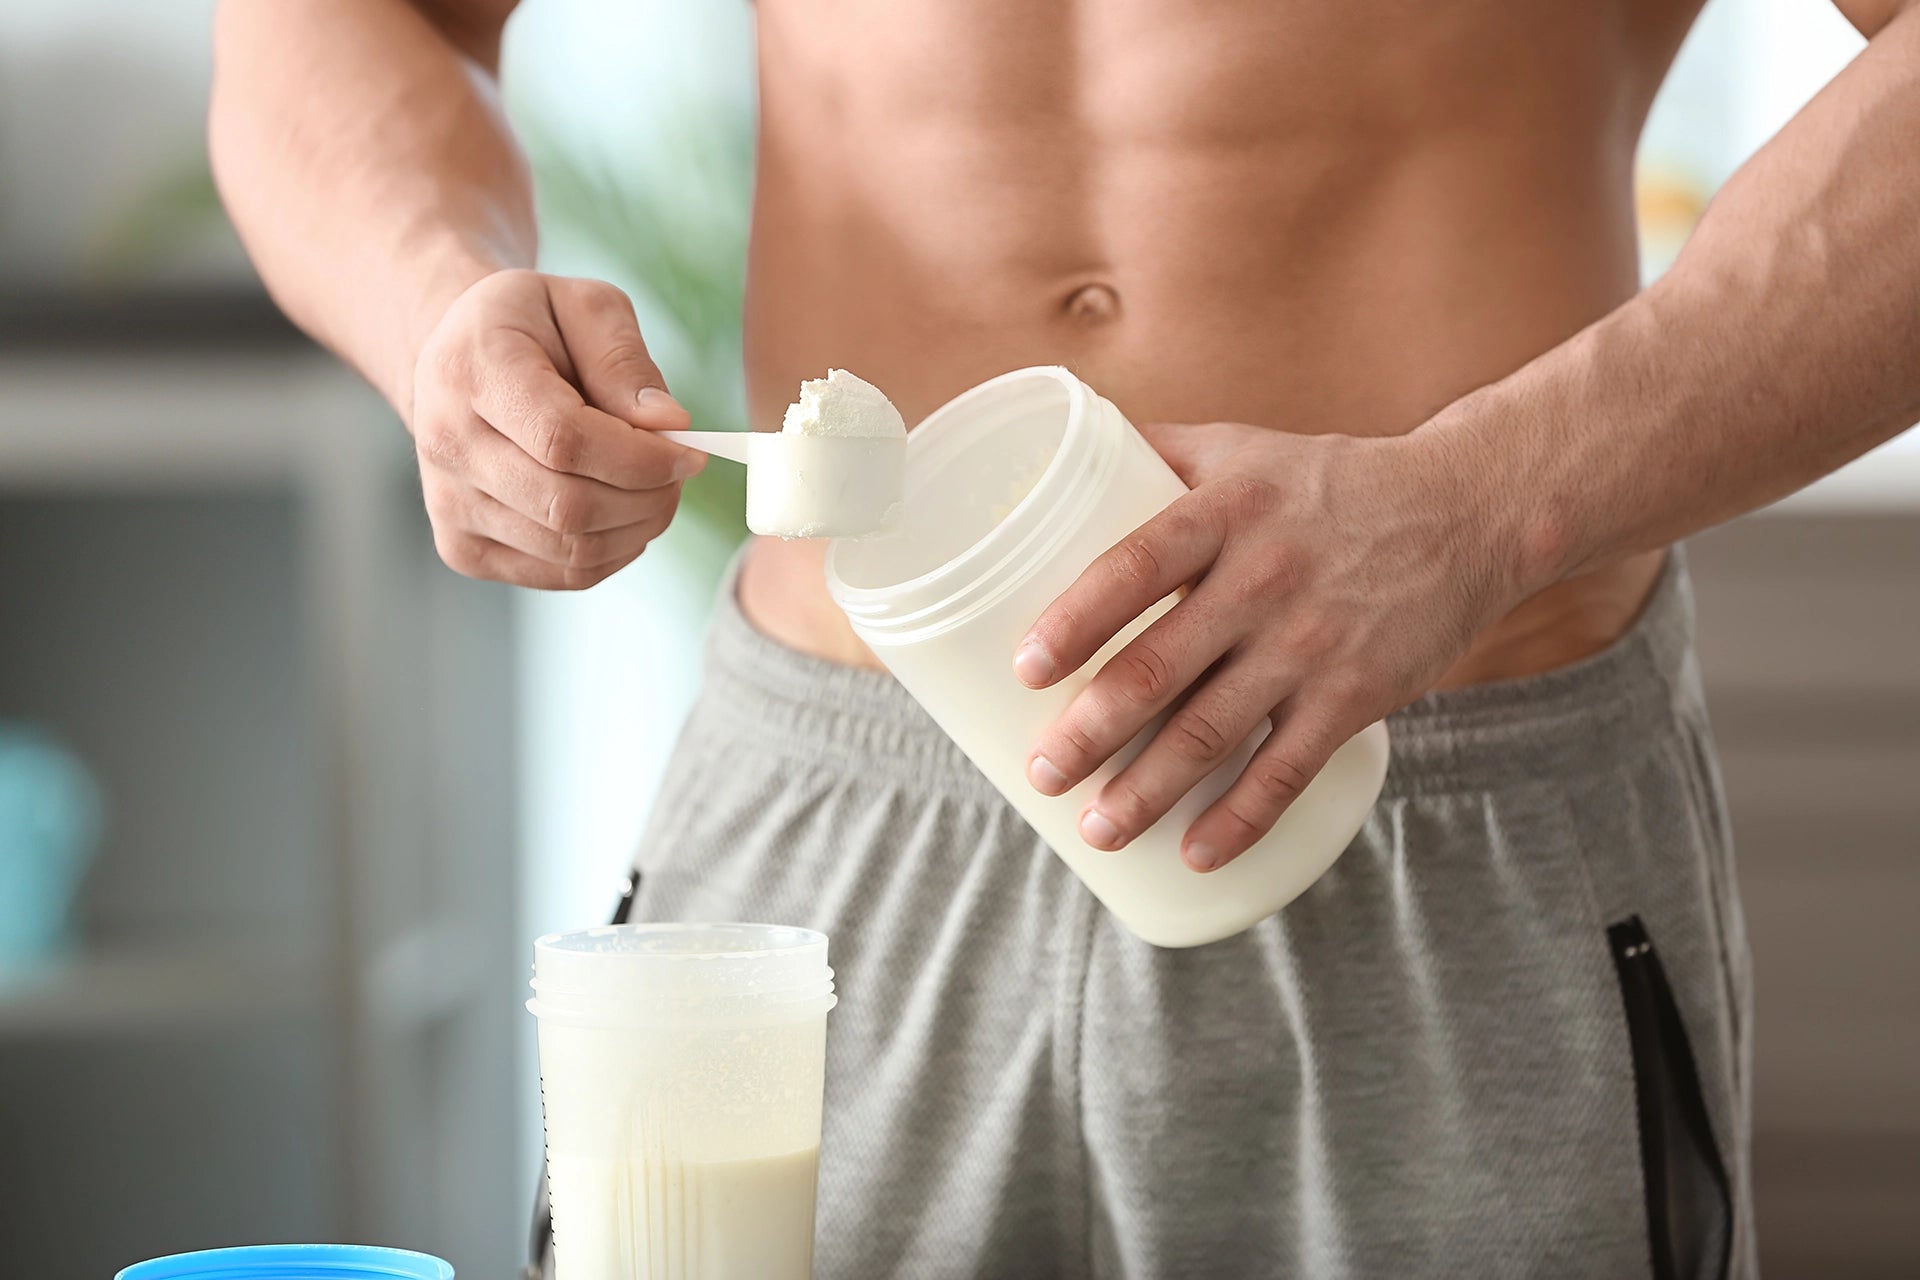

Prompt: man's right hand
[{"left": 409, "top": 269, "right": 706, "bottom": 590}]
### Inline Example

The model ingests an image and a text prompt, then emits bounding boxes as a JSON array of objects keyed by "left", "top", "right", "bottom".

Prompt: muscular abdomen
[{"left": 739, "top": 0, "right": 1702, "bottom": 676}]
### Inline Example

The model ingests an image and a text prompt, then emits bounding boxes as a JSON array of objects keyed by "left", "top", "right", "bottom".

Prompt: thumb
[
  {"left": 1133, "top": 420, "right": 1248, "bottom": 487},
  {"left": 546, "top": 276, "right": 691, "bottom": 431}
]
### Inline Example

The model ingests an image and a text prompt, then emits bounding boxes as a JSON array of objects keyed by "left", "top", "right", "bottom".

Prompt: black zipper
[{"left": 1608, "top": 915, "right": 1733, "bottom": 1280}]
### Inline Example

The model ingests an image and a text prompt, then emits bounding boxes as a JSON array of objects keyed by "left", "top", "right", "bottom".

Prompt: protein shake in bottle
[{"left": 528, "top": 924, "right": 837, "bottom": 1280}]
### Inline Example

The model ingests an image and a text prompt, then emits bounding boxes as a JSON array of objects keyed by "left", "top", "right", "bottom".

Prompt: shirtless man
[{"left": 210, "top": 0, "right": 1920, "bottom": 1274}]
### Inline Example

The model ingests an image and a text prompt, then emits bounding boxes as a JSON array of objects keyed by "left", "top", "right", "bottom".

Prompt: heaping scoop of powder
[
  {"left": 746, "top": 369, "right": 908, "bottom": 539},
  {"left": 781, "top": 368, "right": 907, "bottom": 439}
]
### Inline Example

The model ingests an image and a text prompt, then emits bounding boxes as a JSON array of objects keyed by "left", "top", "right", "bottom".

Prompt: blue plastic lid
[{"left": 117, "top": 1244, "right": 454, "bottom": 1280}]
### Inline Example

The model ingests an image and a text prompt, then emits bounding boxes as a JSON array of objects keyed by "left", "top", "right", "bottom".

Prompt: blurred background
[{"left": 0, "top": 1, "right": 1912, "bottom": 1276}]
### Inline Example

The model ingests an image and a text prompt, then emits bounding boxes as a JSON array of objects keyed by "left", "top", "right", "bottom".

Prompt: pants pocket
[{"left": 1608, "top": 915, "right": 1733, "bottom": 1280}]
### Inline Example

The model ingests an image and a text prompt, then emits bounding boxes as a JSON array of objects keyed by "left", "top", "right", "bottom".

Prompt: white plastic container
[
  {"left": 528, "top": 923, "right": 837, "bottom": 1280},
  {"left": 826, "top": 366, "right": 1390, "bottom": 948}
]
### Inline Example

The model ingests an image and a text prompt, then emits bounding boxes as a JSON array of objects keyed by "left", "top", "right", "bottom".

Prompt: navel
[{"left": 1063, "top": 281, "right": 1122, "bottom": 324}]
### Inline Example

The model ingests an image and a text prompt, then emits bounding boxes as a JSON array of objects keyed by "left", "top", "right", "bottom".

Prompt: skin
[{"left": 212, "top": 0, "right": 1920, "bottom": 870}]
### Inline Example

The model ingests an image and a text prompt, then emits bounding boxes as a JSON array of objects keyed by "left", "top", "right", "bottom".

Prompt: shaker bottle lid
[{"left": 116, "top": 1244, "right": 454, "bottom": 1279}]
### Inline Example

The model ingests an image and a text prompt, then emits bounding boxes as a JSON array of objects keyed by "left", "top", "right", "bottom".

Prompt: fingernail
[
  {"left": 1184, "top": 842, "right": 1221, "bottom": 872},
  {"left": 636, "top": 386, "right": 684, "bottom": 417},
  {"left": 1013, "top": 642, "right": 1056, "bottom": 687},
  {"left": 672, "top": 449, "right": 706, "bottom": 480},
  {"left": 1079, "top": 808, "right": 1121, "bottom": 850},
  {"left": 1028, "top": 755, "right": 1068, "bottom": 795}
]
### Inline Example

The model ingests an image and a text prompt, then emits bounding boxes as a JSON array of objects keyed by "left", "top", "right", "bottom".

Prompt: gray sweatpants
[{"left": 630, "top": 551, "right": 1754, "bottom": 1279}]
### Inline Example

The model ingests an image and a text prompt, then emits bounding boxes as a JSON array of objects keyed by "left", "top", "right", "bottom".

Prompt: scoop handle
[{"left": 656, "top": 429, "right": 757, "bottom": 466}]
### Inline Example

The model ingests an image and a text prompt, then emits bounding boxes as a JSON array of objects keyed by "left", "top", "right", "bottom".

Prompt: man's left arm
[
  {"left": 1017, "top": 2, "right": 1920, "bottom": 870},
  {"left": 1448, "top": 0, "right": 1920, "bottom": 587}
]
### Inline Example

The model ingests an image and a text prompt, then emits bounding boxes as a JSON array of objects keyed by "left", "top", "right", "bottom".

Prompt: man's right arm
[
  {"left": 211, "top": 0, "right": 706, "bottom": 590},
  {"left": 211, "top": 0, "right": 528, "bottom": 417}
]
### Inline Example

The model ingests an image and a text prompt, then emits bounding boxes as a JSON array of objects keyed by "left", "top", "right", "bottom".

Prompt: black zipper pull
[{"left": 610, "top": 870, "right": 641, "bottom": 925}]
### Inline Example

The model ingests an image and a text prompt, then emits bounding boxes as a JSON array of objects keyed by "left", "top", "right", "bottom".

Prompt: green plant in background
[
  {"left": 90, "top": 161, "right": 225, "bottom": 278},
  {"left": 520, "top": 110, "right": 754, "bottom": 558}
]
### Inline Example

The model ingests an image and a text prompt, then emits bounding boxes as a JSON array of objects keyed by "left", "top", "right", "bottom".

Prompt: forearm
[
  {"left": 210, "top": 0, "right": 535, "bottom": 420},
  {"left": 1438, "top": 3, "right": 1920, "bottom": 592}
]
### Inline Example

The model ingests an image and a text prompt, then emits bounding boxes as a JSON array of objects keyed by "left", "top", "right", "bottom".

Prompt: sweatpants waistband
[{"left": 693, "top": 550, "right": 1697, "bottom": 800}]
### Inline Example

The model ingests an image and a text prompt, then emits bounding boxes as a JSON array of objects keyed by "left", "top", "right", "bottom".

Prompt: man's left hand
[{"left": 1016, "top": 417, "right": 1524, "bottom": 871}]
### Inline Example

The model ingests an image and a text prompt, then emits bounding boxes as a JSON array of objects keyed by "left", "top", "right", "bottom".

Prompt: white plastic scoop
[
  {"left": 657, "top": 430, "right": 905, "bottom": 537},
  {"left": 657, "top": 369, "right": 908, "bottom": 538}
]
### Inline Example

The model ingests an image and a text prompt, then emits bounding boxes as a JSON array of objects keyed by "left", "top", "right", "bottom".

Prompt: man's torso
[{"left": 737, "top": 0, "right": 1700, "bottom": 679}]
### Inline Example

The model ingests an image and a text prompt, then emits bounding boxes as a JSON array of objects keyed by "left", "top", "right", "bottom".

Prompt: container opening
[
  {"left": 536, "top": 922, "right": 822, "bottom": 961},
  {"left": 529, "top": 923, "right": 836, "bottom": 1022},
  {"left": 832, "top": 372, "right": 1071, "bottom": 590}
]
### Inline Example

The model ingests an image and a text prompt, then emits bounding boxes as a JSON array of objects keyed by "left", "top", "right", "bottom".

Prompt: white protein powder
[
  {"left": 747, "top": 369, "right": 907, "bottom": 538},
  {"left": 781, "top": 369, "right": 905, "bottom": 439}
]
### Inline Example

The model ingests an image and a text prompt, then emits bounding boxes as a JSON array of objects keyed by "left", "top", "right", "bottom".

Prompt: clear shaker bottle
[{"left": 528, "top": 923, "right": 837, "bottom": 1280}]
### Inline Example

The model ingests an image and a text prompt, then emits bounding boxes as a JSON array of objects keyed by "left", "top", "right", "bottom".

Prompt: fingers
[
  {"left": 1015, "top": 490, "right": 1227, "bottom": 688},
  {"left": 1026, "top": 583, "right": 1237, "bottom": 796},
  {"left": 434, "top": 530, "right": 640, "bottom": 592},
  {"left": 1071, "top": 654, "right": 1295, "bottom": 853},
  {"left": 1181, "top": 696, "right": 1348, "bottom": 872},
  {"left": 546, "top": 277, "right": 692, "bottom": 430},
  {"left": 431, "top": 418, "right": 683, "bottom": 533},
  {"left": 423, "top": 471, "right": 668, "bottom": 589},
  {"left": 461, "top": 486, "right": 670, "bottom": 569},
  {"left": 469, "top": 339, "right": 702, "bottom": 491}
]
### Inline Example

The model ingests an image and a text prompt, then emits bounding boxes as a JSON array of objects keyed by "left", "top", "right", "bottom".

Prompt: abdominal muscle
[{"left": 735, "top": 0, "right": 1690, "bottom": 686}]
